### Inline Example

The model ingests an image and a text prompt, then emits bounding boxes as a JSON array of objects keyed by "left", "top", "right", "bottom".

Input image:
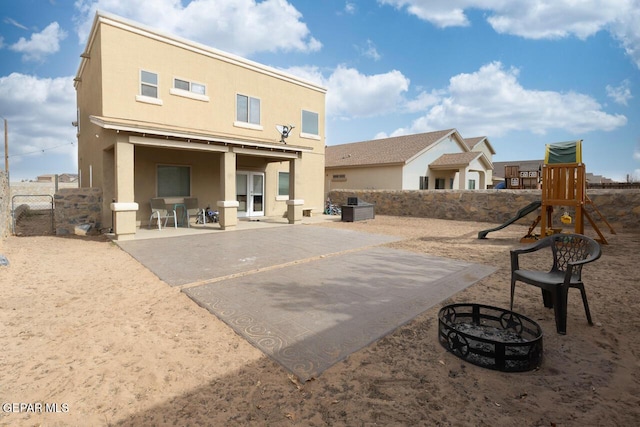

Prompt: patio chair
[
  {"left": 183, "top": 197, "right": 200, "bottom": 228},
  {"left": 510, "top": 233, "right": 601, "bottom": 334},
  {"left": 149, "top": 198, "right": 177, "bottom": 230}
]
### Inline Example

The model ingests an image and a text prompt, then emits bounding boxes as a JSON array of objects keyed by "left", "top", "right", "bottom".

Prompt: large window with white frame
[
  {"left": 157, "top": 165, "right": 190, "bottom": 197},
  {"left": 301, "top": 109, "right": 319, "bottom": 139},
  {"left": 137, "top": 70, "right": 163, "bottom": 105},
  {"left": 235, "top": 94, "right": 261, "bottom": 129},
  {"left": 170, "top": 77, "right": 209, "bottom": 101}
]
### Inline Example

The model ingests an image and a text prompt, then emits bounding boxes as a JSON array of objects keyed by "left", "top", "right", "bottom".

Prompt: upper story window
[
  {"left": 170, "top": 77, "right": 209, "bottom": 102},
  {"left": 235, "top": 94, "right": 262, "bottom": 130},
  {"left": 136, "top": 70, "right": 163, "bottom": 105},
  {"left": 301, "top": 110, "right": 319, "bottom": 139},
  {"left": 141, "top": 70, "right": 158, "bottom": 97}
]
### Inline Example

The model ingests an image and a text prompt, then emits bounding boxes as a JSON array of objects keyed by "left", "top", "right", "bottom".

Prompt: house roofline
[
  {"left": 404, "top": 129, "right": 460, "bottom": 165},
  {"left": 75, "top": 11, "right": 327, "bottom": 94}
]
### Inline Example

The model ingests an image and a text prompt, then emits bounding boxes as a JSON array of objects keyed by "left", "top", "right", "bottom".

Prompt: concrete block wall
[
  {"left": 328, "top": 189, "right": 640, "bottom": 232},
  {"left": 53, "top": 188, "right": 103, "bottom": 235}
]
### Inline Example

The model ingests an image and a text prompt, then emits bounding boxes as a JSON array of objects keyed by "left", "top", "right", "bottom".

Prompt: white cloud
[
  {"left": 74, "top": 0, "right": 321, "bottom": 57},
  {"left": 327, "top": 67, "right": 409, "bottom": 118},
  {"left": 378, "top": 0, "right": 472, "bottom": 27},
  {"left": 606, "top": 80, "right": 632, "bottom": 106},
  {"left": 4, "top": 17, "right": 29, "bottom": 31},
  {"left": 285, "top": 65, "right": 409, "bottom": 119},
  {"left": 345, "top": 2, "right": 357, "bottom": 14},
  {"left": 9, "top": 22, "right": 67, "bottom": 62},
  {"left": 609, "top": 6, "right": 640, "bottom": 69},
  {"left": 400, "top": 61, "right": 627, "bottom": 137},
  {"left": 0, "top": 73, "right": 77, "bottom": 176},
  {"left": 378, "top": 0, "right": 640, "bottom": 68},
  {"left": 405, "top": 90, "right": 443, "bottom": 113},
  {"left": 359, "top": 40, "right": 381, "bottom": 61},
  {"left": 283, "top": 65, "right": 410, "bottom": 119}
]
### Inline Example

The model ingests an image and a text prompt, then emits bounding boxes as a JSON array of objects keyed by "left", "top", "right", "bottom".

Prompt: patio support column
[
  {"left": 287, "top": 156, "right": 303, "bottom": 224},
  {"left": 458, "top": 167, "right": 467, "bottom": 189},
  {"left": 478, "top": 170, "right": 486, "bottom": 189},
  {"left": 217, "top": 151, "right": 238, "bottom": 230},
  {"left": 110, "top": 139, "right": 138, "bottom": 241}
]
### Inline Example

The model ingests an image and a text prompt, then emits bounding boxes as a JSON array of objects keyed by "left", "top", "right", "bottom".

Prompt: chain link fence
[{"left": 12, "top": 194, "right": 54, "bottom": 236}]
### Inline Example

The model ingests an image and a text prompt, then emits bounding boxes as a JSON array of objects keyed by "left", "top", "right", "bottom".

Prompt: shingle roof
[
  {"left": 464, "top": 137, "right": 484, "bottom": 150},
  {"left": 325, "top": 129, "right": 456, "bottom": 168},
  {"left": 464, "top": 136, "right": 496, "bottom": 155},
  {"left": 430, "top": 152, "right": 482, "bottom": 168}
]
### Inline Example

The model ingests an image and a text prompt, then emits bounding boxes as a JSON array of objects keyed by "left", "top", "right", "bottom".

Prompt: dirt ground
[{"left": 0, "top": 216, "right": 638, "bottom": 426}]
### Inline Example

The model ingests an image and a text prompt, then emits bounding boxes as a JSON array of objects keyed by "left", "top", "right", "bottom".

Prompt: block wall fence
[{"left": 328, "top": 189, "right": 640, "bottom": 232}]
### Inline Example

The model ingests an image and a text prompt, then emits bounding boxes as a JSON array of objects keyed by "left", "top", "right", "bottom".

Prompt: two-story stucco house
[
  {"left": 75, "top": 12, "right": 326, "bottom": 240},
  {"left": 325, "top": 129, "right": 494, "bottom": 193}
]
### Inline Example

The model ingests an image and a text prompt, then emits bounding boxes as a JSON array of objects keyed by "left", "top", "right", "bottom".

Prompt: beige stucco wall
[
  {"left": 326, "top": 165, "right": 403, "bottom": 194},
  {"left": 76, "top": 15, "right": 326, "bottom": 230},
  {"left": 328, "top": 189, "right": 640, "bottom": 232},
  {"left": 96, "top": 23, "right": 325, "bottom": 147}
]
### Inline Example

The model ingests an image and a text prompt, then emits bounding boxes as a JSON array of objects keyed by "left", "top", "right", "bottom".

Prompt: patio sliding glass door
[{"left": 236, "top": 171, "right": 264, "bottom": 218}]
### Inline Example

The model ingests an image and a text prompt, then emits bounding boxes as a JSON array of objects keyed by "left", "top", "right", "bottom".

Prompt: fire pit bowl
[{"left": 438, "top": 303, "right": 543, "bottom": 372}]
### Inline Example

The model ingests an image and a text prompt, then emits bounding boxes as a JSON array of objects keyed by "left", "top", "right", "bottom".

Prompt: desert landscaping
[{"left": 0, "top": 215, "right": 638, "bottom": 426}]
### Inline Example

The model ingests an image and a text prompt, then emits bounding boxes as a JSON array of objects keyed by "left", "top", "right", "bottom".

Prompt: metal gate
[{"left": 11, "top": 194, "right": 55, "bottom": 236}]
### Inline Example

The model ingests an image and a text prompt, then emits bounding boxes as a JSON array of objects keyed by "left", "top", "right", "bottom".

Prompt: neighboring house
[
  {"left": 36, "top": 174, "right": 78, "bottom": 183},
  {"left": 36, "top": 175, "right": 56, "bottom": 183},
  {"left": 75, "top": 12, "right": 326, "bottom": 240},
  {"left": 36, "top": 173, "right": 79, "bottom": 183},
  {"left": 585, "top": 173, "right": 615, "bottom": 184},
  {"left": 492, "top": 160, "right": 544, "bottom": 189},
  {"left": 325, "top": 129, "right": 494, "bottom": 193}
]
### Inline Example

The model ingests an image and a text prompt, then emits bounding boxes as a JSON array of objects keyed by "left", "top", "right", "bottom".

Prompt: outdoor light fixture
[{"left": 275, "top": 124, "right": 295, "bottom": 144}]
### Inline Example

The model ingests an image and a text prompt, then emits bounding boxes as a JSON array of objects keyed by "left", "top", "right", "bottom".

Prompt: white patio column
[
  {"left": 478, "top": 170, "right": 486, "bottom": 189},
  {"left": 287, "top": 156, "right": 304, "bottom": 224},
  {"left": 217, "top": 151, "right": 238, "bottom": 230},
  {"left": 458, "top": 167, "right": 467, "bottom": 189},
  {"left": 111, "top": 139, "right": 138, "bottom": 240}
]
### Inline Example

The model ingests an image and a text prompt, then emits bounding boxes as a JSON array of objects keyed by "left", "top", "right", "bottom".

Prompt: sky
[{"left": 0, "top": 0, "right": 639, "bottom": 182}]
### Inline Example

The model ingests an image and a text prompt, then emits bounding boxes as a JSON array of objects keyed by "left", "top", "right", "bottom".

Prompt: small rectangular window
[
  {"left": 191, "top": 82, "right": 206, "bottom": 95},
  {"left": 173, "top": 78, "right": 206, "bottom": 96},
  {"left": 157, "top": 165, "right": 190, "bottom": 197},
  {"left": 435, "top": 178, "right": 445, "bottom": 189},
  {"left": 278, "top": 172, "right": 289, "bottom": 197},
  {"left": 236, "top": 94, "right": 260, "bottom": 125},
  {"left": 141, "top": 70, "right": 158, "bottom": 98},
  {"left": 301, "top": 110, "right": 319, "bottom": 136},
  {"left": 468, "top": 179, "right": 476, "bottom": 189},
  {"left": 174, "top": 78, "right": 190, "bottom": 91}
]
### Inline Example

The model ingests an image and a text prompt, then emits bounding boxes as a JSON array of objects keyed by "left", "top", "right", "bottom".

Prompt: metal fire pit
[{"left": 438, "top": 303, "right": 543, "bottom": 372}]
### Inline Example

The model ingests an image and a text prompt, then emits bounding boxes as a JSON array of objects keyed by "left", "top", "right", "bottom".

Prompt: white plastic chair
[{"left": 149, "top": 198, "right": 177, "bottom": 229}]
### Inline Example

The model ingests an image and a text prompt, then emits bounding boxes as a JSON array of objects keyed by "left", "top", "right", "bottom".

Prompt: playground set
[{"left": 478, "top": 140, "right": 615, "bottom": 244}]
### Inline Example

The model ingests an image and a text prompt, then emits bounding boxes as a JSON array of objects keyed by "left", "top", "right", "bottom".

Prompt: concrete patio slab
[
  {"left": 117, "top": 225, "right": 401, "bottom": 287},
  {"left": 183, "top": 246, "right": 495, "bottom": 381},
  {"left": 117, "top": 225, "right": 496, "bottom": 381}
]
